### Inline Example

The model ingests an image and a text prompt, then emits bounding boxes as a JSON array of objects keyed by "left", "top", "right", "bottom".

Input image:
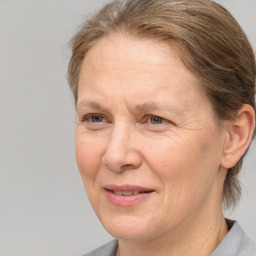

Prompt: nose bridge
[
  {"left": 108, "top": 123, "right": 130, "bottom": 152},
  {"left": 102, "top": 122, "right": 141, "bottom": 172}
]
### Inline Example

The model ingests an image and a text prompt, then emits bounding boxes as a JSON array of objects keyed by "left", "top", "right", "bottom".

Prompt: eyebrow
[
  {"left": 77, "top": 100, "right": 160, "bottom": 112},
  {"left": 134, "top": 102, "right": 158, "bottom": 111},
  {"left": 77, "top": 100, "right": 105, "bottom": 110}
]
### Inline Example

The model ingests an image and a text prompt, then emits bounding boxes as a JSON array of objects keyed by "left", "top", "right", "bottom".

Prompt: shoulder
[
  {"left": 211, "top": 220, "right": 256, "bottom": 256},
  {"left": 82, "top": 240, "right": 118, "bottom": 256}
]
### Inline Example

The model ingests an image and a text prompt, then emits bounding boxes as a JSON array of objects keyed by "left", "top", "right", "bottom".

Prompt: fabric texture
[
  {"left": 83, "top": 240, "right": 117, "bottom": 256},
  {"left": 82, "top": 221, "right": 256, "bottom": 256},
  {"left": 211, "top": 220, "right": 256, "bottom": 256}
]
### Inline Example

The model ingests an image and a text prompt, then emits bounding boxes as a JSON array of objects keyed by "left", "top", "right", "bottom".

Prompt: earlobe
[{"left": 220, "top": 104, "right": 255, "bottom": 169}]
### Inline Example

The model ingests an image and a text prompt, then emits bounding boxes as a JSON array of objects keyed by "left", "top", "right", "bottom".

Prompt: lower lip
[{"left": 105, "top": 189, "right": 154, "bottom": 207}]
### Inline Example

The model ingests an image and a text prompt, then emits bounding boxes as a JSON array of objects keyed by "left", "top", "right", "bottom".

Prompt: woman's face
[{"left": 76, "top": 35, "right": 227, "bottom": 241}]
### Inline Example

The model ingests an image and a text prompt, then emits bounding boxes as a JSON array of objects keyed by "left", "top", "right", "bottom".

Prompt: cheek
[
  {"left": 147, "top": 137, "right": 200, "bottom": 177},
  {"left": 146, "top": 134, "right": 219, "bottom": 197},
  {"left": 75, "top": 134, "right": 105, "bottom": 180}
]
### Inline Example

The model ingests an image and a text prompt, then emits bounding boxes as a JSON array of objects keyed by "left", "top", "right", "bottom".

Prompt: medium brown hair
[{"left": 68, "top": 0, "right": 256, "bottom": 208}]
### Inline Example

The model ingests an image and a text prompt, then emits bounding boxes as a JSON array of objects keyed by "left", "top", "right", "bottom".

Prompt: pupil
[
  {"left": 92, "top": 115, "right": 103, "bottom": 122},
  {"left": 151, "top": 116, "right": 162, "bottom": 124}
]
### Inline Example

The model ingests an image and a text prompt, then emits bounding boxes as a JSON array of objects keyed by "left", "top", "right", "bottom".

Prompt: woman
[{"left": 68, "top": 0, "right": 256, "bottom": 255}]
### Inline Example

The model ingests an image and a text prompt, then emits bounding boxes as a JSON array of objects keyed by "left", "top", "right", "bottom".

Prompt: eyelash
[{"left": 81, "top": 114, "right": 107, "bottom": 123}]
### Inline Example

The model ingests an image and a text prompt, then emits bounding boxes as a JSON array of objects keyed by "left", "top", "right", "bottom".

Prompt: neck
[{"left": 116, "top": 205, "right": 228, "bottom": 256}]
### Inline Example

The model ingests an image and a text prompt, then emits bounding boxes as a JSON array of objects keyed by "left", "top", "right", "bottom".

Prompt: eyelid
[
  {"left": 145, "top": 114, "right": 170, "bottom": 124},
  {"left": 80, "top": 113, "right": 107, "bottom": 122}
]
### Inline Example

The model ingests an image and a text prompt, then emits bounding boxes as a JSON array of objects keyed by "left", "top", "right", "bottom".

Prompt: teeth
[
  {"left": 123, "top": 191, "right": 133, "bottom": 196},
  {"left": 112, "top": 190, "right": 140, "bottom": 195}
]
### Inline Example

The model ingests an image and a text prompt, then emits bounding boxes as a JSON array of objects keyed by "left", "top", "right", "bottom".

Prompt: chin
[{"left": 99, "top": 214, "right": 164, "bottom": 241}]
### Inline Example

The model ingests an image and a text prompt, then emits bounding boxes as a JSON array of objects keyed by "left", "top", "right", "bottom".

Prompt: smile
[{"left": 104, "top": 185, "right": 155, "bottom": 206}]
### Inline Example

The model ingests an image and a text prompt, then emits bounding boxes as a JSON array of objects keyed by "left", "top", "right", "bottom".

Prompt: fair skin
[{"left": 75, "top": 34, "right": 255, "bottom": 256}]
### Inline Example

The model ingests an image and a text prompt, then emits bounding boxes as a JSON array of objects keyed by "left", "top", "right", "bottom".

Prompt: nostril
[
  {"left": 102, "top": 152, "right": 125, "bottom": 172},
  {"left": 102, "top": 133, "right": 142, "bottom": 172}
]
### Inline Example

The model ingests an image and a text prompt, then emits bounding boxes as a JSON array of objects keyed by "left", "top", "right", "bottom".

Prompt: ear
[{"left": 220, "top": 104, "right": 255, "bottom": 169}]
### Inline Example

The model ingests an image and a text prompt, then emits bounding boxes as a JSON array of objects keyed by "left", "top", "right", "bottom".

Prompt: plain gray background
[{"left": 0, "top": 1, "right": 255, "bottom": 256}]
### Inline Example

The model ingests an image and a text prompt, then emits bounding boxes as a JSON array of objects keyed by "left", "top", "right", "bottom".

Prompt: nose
[{"left": 102, "top": 125, "right": 142, "bottom": 172}]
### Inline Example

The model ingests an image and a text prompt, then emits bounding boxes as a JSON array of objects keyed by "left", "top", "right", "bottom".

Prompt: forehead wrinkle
[{"left": 76, "top": 100, "right": 109, "bottom": 111}]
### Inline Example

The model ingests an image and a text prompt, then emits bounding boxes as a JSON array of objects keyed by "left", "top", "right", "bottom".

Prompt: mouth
[
  {"left": 104, "top": 185, "right": 155, "bottom": 206},
  {"left": 108, "top": 190, "right": 153, "bottom": 196}
]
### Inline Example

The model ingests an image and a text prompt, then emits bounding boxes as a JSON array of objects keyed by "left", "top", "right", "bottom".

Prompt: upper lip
[{"left": 104, "top": 184, "right": 155, "bottom": 192}]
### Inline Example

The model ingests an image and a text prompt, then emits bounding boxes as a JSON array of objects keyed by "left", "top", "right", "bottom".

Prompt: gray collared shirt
[
  {"left": 211, "top": 220, "right": 256, "bottom": 256},
  {"left": 83, "top": 221, "right": 256, "bottom": 256}
]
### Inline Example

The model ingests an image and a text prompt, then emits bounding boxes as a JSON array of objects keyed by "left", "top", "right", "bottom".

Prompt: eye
[
  {"left": 81, "top": 114, "right": 106, "bottom": 123},
  {"left": 89, "top": 115, "right": 104, "bottom": 122},
  {"left": 79, "top": 114, "right": 110, "bottom": 130},
  {"left": 148, "top": 115, "right": 164, "bottom": 124},
  {"left": 143, "top": 115, "right": 173, "bottom": 131}
]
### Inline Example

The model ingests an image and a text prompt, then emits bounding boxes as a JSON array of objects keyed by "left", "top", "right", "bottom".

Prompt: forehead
[
  {"left": 79, "top": 34, "right": 200, "bottom": 90},
  {"left": 84, "top": 34, "right": 180, "bottom": 67},
  {"left": 83, "top": 34, "right": 186, "bottom": 75},
  {"left": 78, "top": 34, "right": 213, "bottom": 112}
]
